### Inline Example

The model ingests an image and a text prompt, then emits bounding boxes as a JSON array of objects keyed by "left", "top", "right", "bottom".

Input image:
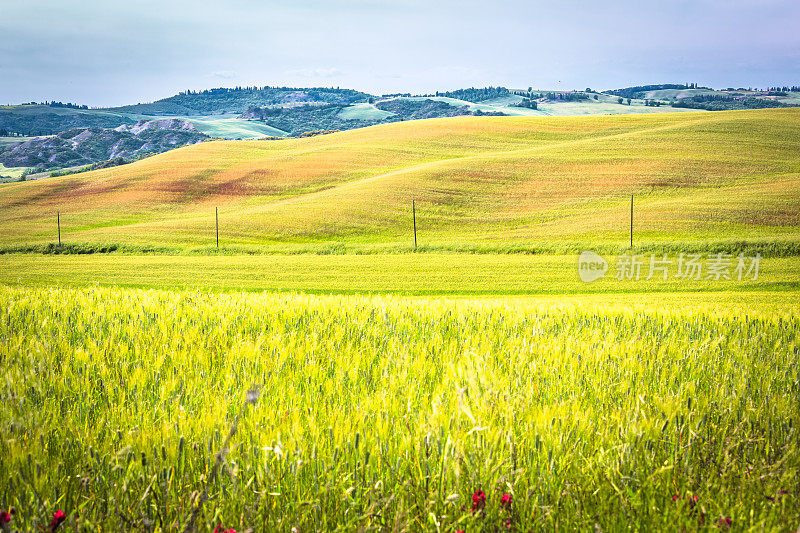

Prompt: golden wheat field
[{"left": 0, "top": 108, "right": 798, "bottom": 251}]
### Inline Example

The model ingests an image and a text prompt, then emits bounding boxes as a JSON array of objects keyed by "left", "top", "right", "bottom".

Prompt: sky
[{"left": 1, "top": 0, "right": 799, "bottom": 107}]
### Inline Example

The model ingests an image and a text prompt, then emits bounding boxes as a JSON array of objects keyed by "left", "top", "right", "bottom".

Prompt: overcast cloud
[{"left": 1, "top": 0, "right": 798, "bottom": 106}]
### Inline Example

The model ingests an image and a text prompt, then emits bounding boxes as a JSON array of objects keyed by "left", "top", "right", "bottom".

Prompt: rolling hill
[
  {"left": 0, "top": 105, "right": 136, "bottom": 136},
  {"left": 0, "top": 108, "right": 798, "bottom": 252},
  {"left": 107, "top": 86, "right": 374, "bottom": 115},
  {"left": 0, "top": 104, "right": 284, "bottom": 140},
  {"left": 3, "top": 85, "right": 797, "bottom": 179},
  {"left": 6, "top": 85, "right": 796, "bottom": 138},
  {"left": 0, "top": 119, "right": 208, "bottom": 170}
]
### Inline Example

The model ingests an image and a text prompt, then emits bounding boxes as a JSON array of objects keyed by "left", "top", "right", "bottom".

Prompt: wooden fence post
[
  {"left": 413, "top": 201, "right": 417, "bottom": 250},
  {"left": 630, "top": 194, "right": 633, "bottom": 249}
]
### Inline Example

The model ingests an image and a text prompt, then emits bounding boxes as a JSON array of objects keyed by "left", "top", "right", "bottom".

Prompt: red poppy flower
[
  {"left": 501, "top": 493, "right": 513, "bottom": 510},
  {"left": 471, "top": 490, "right": 486, "bottom": 512},
  {"left": 48, "top": 510, "right": 66, "bottom": 532},
  {"left": 0, "top": 511, "right": 10, "bottom": 524}
]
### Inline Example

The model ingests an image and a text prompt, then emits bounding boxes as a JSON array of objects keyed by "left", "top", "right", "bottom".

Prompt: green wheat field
[{"left": 1, "top": 110, "right": 799, "bottom": 531}]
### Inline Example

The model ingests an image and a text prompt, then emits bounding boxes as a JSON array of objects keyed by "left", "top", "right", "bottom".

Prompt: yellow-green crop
[
  {"left": 0, "top": 286, "right": 797, "bottom": 531},
  {"left": 0, "top": 108, "right": 798, "bottom": 253}
]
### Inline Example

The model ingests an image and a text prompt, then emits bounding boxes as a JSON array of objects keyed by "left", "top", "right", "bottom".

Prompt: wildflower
[
  {"left": 718, "top": 516, "right": 732, "bottom": 530},
  {"left": 48, "top": 510, "right": 66, "bottom": 532},
  {"left": 771, "top": 489, "right": 790, "bottom": 500},
  {"left": 766, "top": 489, "right": 791, "bottom": 501},
  {"left": 673, "top": 494, "right": 699, "bottom": 508},
  {"left": 501, "top": 493, "right": 513, "bottom": 511},
  {"left": 471, "top": 490, "right": 486, "bottom": 512},
  {"left": 213, "top": 526, "right": 235, "bottom": 533},
  {"left": 0, "top": 511, "right": 10, "bottom": 525}
]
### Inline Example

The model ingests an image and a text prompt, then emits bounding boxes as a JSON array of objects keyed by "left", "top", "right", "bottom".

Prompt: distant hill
[
  {"left": 0, "top": 119, "right": 207, "bottom": 171},
  {"left": 670, "top": 95, "right": 793, "bottom": 111},
  {"left": 1, "top": 84, "right": 798, "bottom": 174},
  {"left": 239, "top": 98, "right": 480, "bottom": 136},
  {"left": 604, "top": 84, "right": 710, "bottom": 99},
  {"left": 430, "top": 87, "right": 511, "bottom": 102},
  {"left": 239, "top": 103, "right": 379, "bottom": 136},
  {"left": 109, "top": 86, "right": 373, "bottom": 115},
  {"left": 603, "top": 84, "right": 800, "bottom": 110},
  {"left": 374, "top": 98, "right": 473, "bottom": 119},
  {"left": 0, "top": 105, "right": 136, "bottom": 136}
]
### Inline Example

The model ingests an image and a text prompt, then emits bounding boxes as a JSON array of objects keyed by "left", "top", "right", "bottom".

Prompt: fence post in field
[
  {"left": 57, "top": 211, "right": 61, "bottom": 246},
  {"left": 413, "top": 200, "right": 417, "bottom": 250},
  {"left": 630, "top": 194, "right": 633, "bottom": 249},
  {"left": 216, "top": 207, "right": 219, "bottom": 249}
]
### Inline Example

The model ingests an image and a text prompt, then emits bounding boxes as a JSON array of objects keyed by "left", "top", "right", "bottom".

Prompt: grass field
[
  {"left": 534, "top": 98, "right": 703, "bottom": 117},
  {"left": 0, "top": 136, "right": 41, "bottom": 148},
  {"left": 182, "top": 116, "right": 288, "bottom": 139},
  {"left": 0, "top": 253, "right": 797, "bottom": 295},
  {"left": 1, "top": 107, "right": 798, "bottom": 531},
  {"left": 411, "top": 95, "right": 707, "bottom": 117},
  {"left": 0, "top": 286, "right": 798, "bottom": 531},
  {"left": 336, "top": 103, "right": 395, "bottom": 121},
  {"left": 0, "top": 108, "right": 798, "bottom": 253},
  {"left": 0, "top": 163, "right": 29, "bottom": 181}
]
